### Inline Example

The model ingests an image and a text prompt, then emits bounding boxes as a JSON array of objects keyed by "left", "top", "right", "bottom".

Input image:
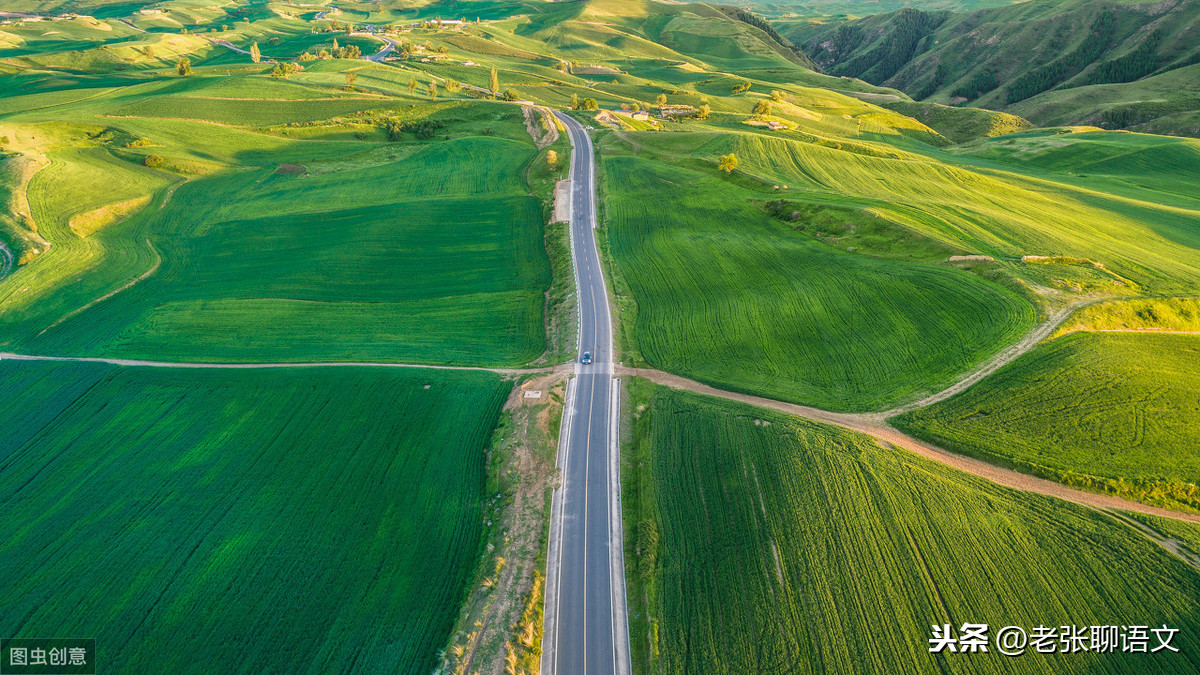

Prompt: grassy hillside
[
  {"left": 0, "top": 359, "right": 510, "bottom": 674},
  {"left": 623, "top": 382, "right": 1200, "bottom": 674},
  {"left": 602, "top": 150, "right": 1035, "bottom": 411},
  {"left": 0, "top": 90, "right": 554, "bottom": 364},
  {"left": 893, "top": 332, "right": 1200, "bottom": 512},
  {"left": 792, "top": 0, "right": 1200, "bottom": 137}
]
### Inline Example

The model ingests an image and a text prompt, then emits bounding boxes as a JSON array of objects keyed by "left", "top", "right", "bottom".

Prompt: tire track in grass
[{"left": 37, "top": 238, "right": 162, "bottom": 336}]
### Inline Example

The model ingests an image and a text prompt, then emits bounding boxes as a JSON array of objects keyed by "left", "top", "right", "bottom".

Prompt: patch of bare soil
[
  {"left": 441, "top": 374, "right": 566, "bottom": 675},
  {"left": 521, "top": 106, "right": 559, "bottom": 150},
  {"left": 274, "top": 162, "right": 306, "bottom": 175},
  {"left": 553, "top": 180, "right": 570, "bottom": 223}
]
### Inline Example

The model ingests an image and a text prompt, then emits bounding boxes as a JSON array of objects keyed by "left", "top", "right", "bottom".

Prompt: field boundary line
[
  {"left": 618, "top": 366, "right": 1200, "bottom": 525},
  {"left": 882, "top": 298, "right": 1095, "bottom": 417},
  {"left": 0, "top": 351, "right": 567, "bottom": 375},
  {"left": 38, "top": 238, "right": 162, "bottom": 336}
]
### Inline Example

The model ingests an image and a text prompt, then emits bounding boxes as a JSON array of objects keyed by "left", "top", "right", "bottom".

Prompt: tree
[
  {"left": 655, "top": 93, "right": 667, "bottom": 106},
  {"left": 631, "top": 101, "right": 640, "bottom": 113},
  {"left": 407, "top": 78, "right": 418, "bottom": 93},
  {"left": 582, "top": 98, "right": 598, "bottom": 111},
  {"left": 427, "top": 81, "right": 438, "bottom": 99},
  {"left": 718, "top": 153, "right": 738, "bottom": 173},
  {"left": 345, "top": 71, "right": 357, "bottom": 87},
  {"left": 270, "top": 62, "right": 302, "bottom": 78},
  {"left": 569, "top": 93, "right": 580, "bottom": 110},
  {"left": 445, "top": 78, "right": 461, "bottom": 92},
  {"left": 546, "top": 149, "right": 558, "bottom": 167},
  {"left": 249, "top": 41, "right": 261, "bottom": 64},
  {"left": 732, "top": 80, "right": 751, "bottom": 94},
  {"left": 176, "top": 58, "right": 192, "bottom": 76},
  {"left": 489, "top": 67, "right": 499, "bottom": 95},
  {"left": 143, "top": 154, "right": 164, "bottom": 168},
  {"left": 697, "top": 103, "right": 710, "bottom": 120},
  {"left": 753, "top": 99, "right": 772, "bottom": 116},
  {"left": 501, "top": 89, "right": 520, "bottom": 101},
  {"left": 770, "top": 89, "right": 785, "bottom": 102}
]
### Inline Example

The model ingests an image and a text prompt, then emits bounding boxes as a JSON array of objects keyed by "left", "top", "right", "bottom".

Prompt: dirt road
[{"left": 618, "top": 366, "right": 1200, "bottom": 525}]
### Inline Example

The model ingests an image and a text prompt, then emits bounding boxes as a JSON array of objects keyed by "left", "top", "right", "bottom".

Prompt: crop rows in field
[
  {"left": 894, "top": 332, "right": 1200, "bottom": 511},
  {"left": 693, "top": 132, "right": 1200, "bottom": 293},
  {"left": 627, "top": 385, "right": 1200, "bottom": 674},
  {"left": 0, "top": 130, "right": 550, "bottom": 366},
  {"left": 603, "top": 154, "right": 1034, "bottom": 411},
  {"left": 0, "top": 359, "right": 510, "bottom": 674}
]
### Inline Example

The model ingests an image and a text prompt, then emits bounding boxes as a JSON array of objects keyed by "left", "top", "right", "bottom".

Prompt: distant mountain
[
  {"left": 736, "top": 0, "right": 1027, "bottom": 20},
  {"left": 786, "top": 0, "right": 1200, "bottom": 136}
]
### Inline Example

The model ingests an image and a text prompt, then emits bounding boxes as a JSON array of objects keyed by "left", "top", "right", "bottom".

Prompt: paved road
[
  {"left": 362, "top": 35, "right": 396, "bottom": 62},
  {"left": 542, "top": 112, "right": 631, "bottom": 675}
]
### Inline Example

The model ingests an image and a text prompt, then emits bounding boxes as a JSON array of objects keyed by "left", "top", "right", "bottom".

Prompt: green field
[
  {"left": 0, "top": 359, "right": 510, "bottom": 673},
  {"left": 624, "top": 382, "right": 1200, "bottom": 674},
  {"left": 0, "top": 97, "right": 552, "bottom": 365},
  {"left": 894, "top": 332, "right": 1200, "bottom": 511},
  {"left": 602, "top": 150, "right": 1035, "bottom": 411}
]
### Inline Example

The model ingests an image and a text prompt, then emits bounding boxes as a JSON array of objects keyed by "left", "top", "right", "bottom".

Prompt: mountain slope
[{"left": 790, "top": 0, "right": 1200, "bottom": 136}]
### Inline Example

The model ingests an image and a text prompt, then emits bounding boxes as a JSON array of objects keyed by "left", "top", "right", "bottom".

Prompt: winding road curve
[{"left": 540, "top": 112, "right": 632, "bottom": 675}]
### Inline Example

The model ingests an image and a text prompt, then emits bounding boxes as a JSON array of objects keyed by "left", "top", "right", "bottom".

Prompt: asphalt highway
[{"left": 542, "top": 112, "right": 631, "bottom": 675}]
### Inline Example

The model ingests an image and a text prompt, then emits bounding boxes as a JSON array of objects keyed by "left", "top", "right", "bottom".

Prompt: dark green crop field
[
  {"left": 623, "top": 383, "right": 1200, "bottom": 674},
  {"left": 603, "top": 153, "right": 1034, "bottom": 411},
  {"left": 0, "top": 359, "right": 509, "bottom": 674},
  {"left": 894, "top": 332, "right": 1200, "bottom": 512}
]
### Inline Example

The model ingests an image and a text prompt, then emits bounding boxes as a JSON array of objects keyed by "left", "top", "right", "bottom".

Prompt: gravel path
[{"left": 0, "top": 351, "right": 570, "bottom": 375}]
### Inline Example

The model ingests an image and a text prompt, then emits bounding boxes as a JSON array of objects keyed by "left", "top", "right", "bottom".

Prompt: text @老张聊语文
[{"left": 929, "top": 623, "right": 1180, "bottom": 656}]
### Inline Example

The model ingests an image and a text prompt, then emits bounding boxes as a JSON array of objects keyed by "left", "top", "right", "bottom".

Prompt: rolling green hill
[
  {"left": 792, "top": 0, "right": 1200, "bottom": 136},
  {"left": 602, "top": 149, "right": 1036, "bottom": 411},
  {"left": 624, "top": 382, "right": 1200, "bottom": 674}
]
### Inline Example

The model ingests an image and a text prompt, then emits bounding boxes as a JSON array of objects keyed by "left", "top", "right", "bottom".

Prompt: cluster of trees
[
  {"left": 1005, "top": 10, "right": 1116, "bottom": 103},
  {"left": 176, "top": 58, "right": 191, "bottom": 76},
  {"left": 724, "top": 7, "right": 794, "bottom": 50},
  {"left": 950, "top": 68, "right": 998, "bottom": 100},
  {"left": 385, "top": 119, "right": 446, "bottom": 141},
  {"left": 568, "top": 93, "right": 598, "bottom": 111},
  {"left": 328, "top": 39, "right": 362, "bottom": 59},
  {"left": 270, "top": 62, "right": 303, "bottom": 78},
  {"left": 752, "top": 100, "right": 772, "bottom": 116},
  {"left": 1082, "top": 29, "right": 1163, "bottom": 86},
  {"left": 823, "top": 9, "right": 946, "bottom": 84},
  {"left": 732, "top": 80, "right": 752, "bottom": 94},
  {"left": 913, "top": 62, "right": 947, "bottom": 100}
]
